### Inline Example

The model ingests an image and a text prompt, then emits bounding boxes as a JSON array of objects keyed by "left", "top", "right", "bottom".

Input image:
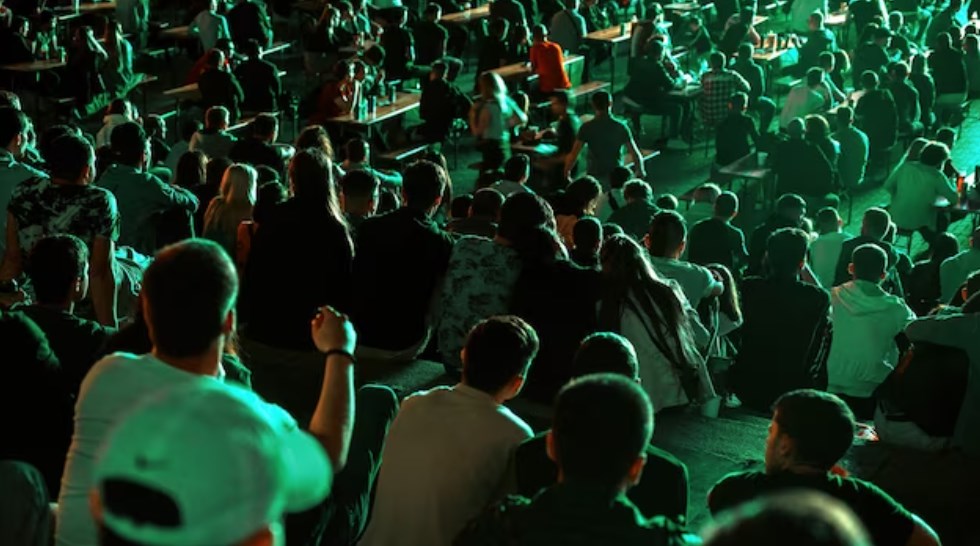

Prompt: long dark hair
[
  {"left": 288, "top": 148, "right": 352, "bottom": 250},
  {"left": 597, "top": 234, "right": 700, "bottom": 371},
  {"left": 497, "top": 193, "right": 564, "bottom": 265}
]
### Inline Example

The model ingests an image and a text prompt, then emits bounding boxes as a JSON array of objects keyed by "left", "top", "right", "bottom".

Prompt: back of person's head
[
  {"left": 806, "top": 66, "right": 824, "bottom": 87},
  {"left": 241, "top": 38, "right": 261, "bottom": 58},
  {"left": 729, "top": 91, "right": 748, "bottom": 111},
  {"left": 93, "top": 381, "right": 331, "bottom": 546},
  {"left": 714, "top": 191, "right": 738, "bottom": 218},
  {"left": 603, "top": 223, "right": 625, "bottom": 239},
  {"left": 645, "top": 38, "right": 665, "bottom": 59},
  {"left": 623, "top": 179, "right": 652, "bottom": 203},
  {"left": 205, "top": 106, "right": 230, "bottom": 129},
  {"left": 254, "top": 181, "right": 287, "bottom": 224},
  {"left": 566, "top": 176, "right": 602, "bottom": 213},
  {"left": 815, "top": 207, "right": 841, "bottom": 234},
  {"left": 609, "top": 166, "right": 631, "bottom": 190},
  {"left": 861, "top": 207, "right": 891, "bottom": 240},
  {"left": 771, "top": 389, "right": 855, "bottom": 470},
  {"left": 737, "top": 42, "right": 753, "bottom": 61},
  {"left": 739, "top": 6, "right": 755, "bottom": 20},
  {"left": 144, "top": 115, "right": 165, "bottom": 139},
  {"left": 936, "top": 31, "right": 953, "bottom": 51},
  {"left": 573, "top": 216, "right": 602, "bottom": 251},
  {"left": 424, "top": 2, "right": 441, "bottom": 19},
  {"left": 930, "top": 232, "right": 960, "bottom": 263},
  {"left": 703, "top": 491, "right": 872, "bottom": 546},
  {"left": 220, "top": 164, "right": 258, "bottom": 206},
  {"left": 551, "top": 374, "right": 653, "bottom": 489},
  {"left": 180, "top": 118, "right": 202, "bottom": 142},
  {"left": 850, "top": 243, "right": 887, "bottom": 283},
  {"left": 776, "top": 193, "right": 806, "bottom": 222},
  {"left": 205, "top": 48, "right": 224, "bottom": 68},
  {"left": 531, "top": 23, "right": 547, "bottom": 41},
  {"left": 141, "top": 239, "right": 238, "bottom": 358},
  {"left": 110, "top": 122, "right": 148, "bottom": 166},
  {"left": 809, "top": 10, "right": 825, "bottom": 27},
  {"left": 860, "top": 69, "right": 879, "bottom": 90},
  {"left": 498, "top": 192, "right": 555, "bottom": 242},
  {"left": 255, "top": 165, "right": 280, "bottom": 185},
  {"left": 402, "top": 160, "right": 448, "bottom": 211},
  {"left": 340, "top": 169, "right": 380, "bottom": 208},
  {"left": 48, "top": 134, "right": 94, "bottom": 181},
  {"left": 488, "top": 16, "right": 509, "bottom": 38},
  {"left": 450, "top": 194, "right": 473, "bottom": 219},
  {"left": 819, "top": 51, "right": 836, "bottom": 71},
  {"left": 786, "top": 117, "right": 805, "bottom": 138},
  {"left": 0, "top": 90, "right": 20, "bottom": 110},
  {"left": 693, "top": 182, "right": 722, "bottom": 204},
  {"left": 911, "top": 53, "right": 927, "bottom": 74},
  {"left": 765, "top": 227, "right": 809, "bottom": 276},
  {"left": 462, "top": 316, "right": 539, "bottom": 395},
  {"left": 572, "top": 332, "right": 639, "bottom": 380},
  {"left": 805, "top": 114, "right": 830, "bottom": 141},
  {"left": 503, "top": 153, "right": 531, "bottom": 182},
  {"left": 28, "top": 234, "right": 88, "bottom": 305},
  {"left": 207, "top": 157, "right": 234, "bottom": 189},
  {"left": 836, "top": 105, "right": 854, "bottom": 126},
  {"left": 919, "top": 142, "right": 949, "bottom": 168},
  {"left": 591, "top": 90, "right": 612, "bottom": 111},
  {"left": 471, "top": 188, "right": 505, "bottom": 219},
  {"left": 709, "top": 51, "right": 726, "bottom": 70},
  {"left": 646, "top": 210, "right": 686, "bottom": 257},
  {"left": 289, "top": 149, "right": 339, "bottom": 212},
  {"left": 174, "top": 150, "right": 208, "bottom": 189},
  {"left": 106, "top": 98, "right": 130, "bottom": 117},
  {"left": 935, "top": 126, "right": 956, "bottom": 149},
  {"left": 251, "top": 114, "right": 278, "bottom": 140},
  {"left": 655, "top": 194, "right": 679, "bottom": 210},
  {"left": 345, "top": 138, "right": 369, "bottom": 163},
  {"left": 430, "top": 59, "right": 448, "bottom": 79},
  {"left": 0, "top": 107, "right": 29, "bottom": 149},
  {"left": 889, "top": 60, "right": 909, "bottom": 80}
]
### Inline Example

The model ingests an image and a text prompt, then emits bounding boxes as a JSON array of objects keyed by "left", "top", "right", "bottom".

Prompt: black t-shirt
[
  {"left": 477, "top": 37, "right": 510, "bottom": 77},
  {"left": 414, "top": 20, "right": 449, "bottom": 65},
  {"left": 687, "top": 217, "right": 748, "bottom": 272},
  {"left": 718, "top": 20, "right": 750, "bottom": 55},
  {"left": 490, "top": 0, "right": 528, "bottom": 27},
  {"left": 235, "top": 57, "right": 282, "bottom": 112},
  {"left": 733, "top": 60, "right": 765, "bottom": 100},
  {"left": 929, "top": 48, "right": 968, "bottom": 95},
  {"left": 198, "top": 68, "right": 246, "bottom": 119},
  {"left": 715, "top": 112, "right": 758, "bottom": 167},
  {"left": 516, "top": 432, "right": 689, "bottom": 522},
  {"left": 710, "top": 471, "right": 915, "bottom": 546},
  {"left": 887, "top": 80, "right": 920, "bottom": 129},
  {"left": 19, "top": 306, "right": 113, "bottom": 397},
  {"left": 556, "top": 113, "right": 581, "bottom": 154},
  {"left": 799, "top": 28, "right": 836, "bottom": 70},
  {"left": 229, "top": 136, "right": 285, "bottom": 174},
  {"left": 380, "top": 25, "right": 415, "bottom": 79}
]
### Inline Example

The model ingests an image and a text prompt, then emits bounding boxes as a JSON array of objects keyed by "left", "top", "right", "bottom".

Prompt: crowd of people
[{"left": 2, "top": 0, "right": 980, "bottom": 543}]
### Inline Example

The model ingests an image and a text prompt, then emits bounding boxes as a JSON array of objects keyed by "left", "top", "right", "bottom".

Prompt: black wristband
[{"left": 323, "top": 349, "right": 356, "bottom": 364}]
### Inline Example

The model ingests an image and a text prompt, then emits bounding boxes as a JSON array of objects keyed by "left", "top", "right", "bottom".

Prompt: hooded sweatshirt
[
  {"left": 95, "top": 113, "right": 132, "bottom": 149},
  {"left": 827, "top": 280, "right": 916, "bottom": 397}
]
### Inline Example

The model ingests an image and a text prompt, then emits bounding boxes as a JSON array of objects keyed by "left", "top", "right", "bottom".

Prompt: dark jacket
[
  {"left": 235, "top": 57, "right": 281, "bottom": 112},
  {"left": 227, "top": 0, "right": 273, "bottom": 47},
  {"left": 198, "top": 68, "right": 246, "bottom": 121}
]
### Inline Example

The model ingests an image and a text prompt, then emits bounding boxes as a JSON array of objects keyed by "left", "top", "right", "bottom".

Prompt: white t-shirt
[
  {"left": 809, "top": 231, "right": 848, "bottom": 289},
  {"left": 650, "top": 255, "right": 722, "bottom": 309},
  {"left": 55, "top": 353, "right": 221, "bottom": 546},
  {"left": 358, "top": 384, "right": 532, "bottom": 546}
]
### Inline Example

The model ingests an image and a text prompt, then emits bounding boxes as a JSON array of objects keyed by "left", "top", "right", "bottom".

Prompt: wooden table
[
  {"left": 935, "top": 179, "right": 980, "bottom": 230},
  {"left": 718, "top": 152, "right": 774, "bottom": 209},
  {"left": 585, "top": 25, "right": 633, "bottom": 91},
  {"left": 663, "top": 1, "right": 713, "bottom": 13},
  {"left": 164, "top": 70, "right": 287, "bottom": 118},
  {"left": 1, "top": 59, "right": 67, "bottom": 72},
  {"left": 440, "top": 4, "right": 490, "bottom": 25},
  {"left": 327, "top": 92, "right": 421, "bottom": 140},
  {"left": 826, "top": 10, "right": 849, "bottom": 45},
  {"left": 751, "top": 45, "right": 793, "bottom": 90},
  {"left": 53, "top": 1, "right": 116, "bottom": 13},
  {"left": 492, "top": 53, "right": 584, "bottom": 84},
  {"left": 828, "top": 89, "right": 866, "bottom": 116},
  {"left": 159, "top": 25, "right": 191, "bottom": 41}
]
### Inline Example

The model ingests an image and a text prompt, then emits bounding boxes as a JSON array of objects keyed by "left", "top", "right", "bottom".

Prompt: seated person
[
  {"left": 779, "top": 67, "right": 829, "bottom": 129},
  {"left": 198, "top": 48, "right": 246, "bottom": 122},
  {"left": 228, "top": 0, "right": 273, "bottom": 48},
  {"left": 940, "top": 227, "right": 980, "bottom": 302},
  {"left": 709, "top": 389, "right": 942, "bottom": 546},
  {"left": 529, "top": 24, "right": 571, "bottom": 98},
  {"left": 833, "top": 106, "right": 870, "bottom": 190},
  {"left": 796, "top": 12, "right": 837, "bottom": 73},
  {"left": 887, "top": 61, "right": 923, "bottom": 135},
  {"left": 189, "top": 0, "right": 231, "bottom": 51},
  {"left": 622, "top": 39, "right": 690, "bottom": 142},
  {"left": 359, "top": 316, "right": 537, "bottom": 546},
  {"left": 341, "top": 138, "right": 402, "bottom": 189},
  {"left": 475, "top": 18, "right": 511, "bottom": 86},
  {"left": 18, "top": 235, "right": 114, "bottom": 397},
  {"left": 855, "top": 70, "right": 898, "bottom": 156},
  {"left": 228, "top": 114, "right": 286, "bottom": 173},
  {"left": 884, "top": 141, "right": 957, "bottom": 245},
  {"left": 731, "top": 43, "right": 776, "bottom": 133},
  {"left": 415, "top": 4, "right": 450, "bottom": 65},
  {"left": 832, "top": 207, "right": 906, "bottom": 290},
  {"left": 95, "top": 98, "right": 135, "bottom": 149},
  {"left": 189, "top": 106, "right": 238, "bottom": 160},
  {"left": 646, "top": 210, "right": 723, "bottom": 310},
  {"left": 715, "top": 92, "right": 759, "bottom": 167},
  {"left": 718, "top": 6, "right": 761, "bottom": 56},
  {"left": 683, "top": 182, "right": 721, "bottom": 227},
  {"left": 458, "top": 373, "right": 696, "bottom": 544},
  {"left": 491, "top": 154, "right": 534, "bottom": 196},
  {"left": 747, "top": 193, "right": 807, "bottom": 275},
  {"left": 826, "top": 244, "right": 916, "bottom": 419},
  {"left": 234, "top": 38, "right": 282, "bottom": 113},
  {"left": 809, "top": 207, "right": 848, "bottom": 289},
  {"left": 773, "top": 118, "right": 836, "bottom": 203},
  {"left": 686, "top": 191, "right": 748, "bottom": 274},
  {"left": 607, "top": 179, "right": 659, "bottom": 242},
  {"left": 734, "top": 228, "right": 831, "bottom": 411},
  {"left": 340, "top": 169, "right": 380, "bottom": 234},
  {"left": 446, "top": 187, "right": 504, "bottom": 238},
  {"left": 379, "top": 7, "right": 418, "bottom": 80},
  {"left": 514, "top": 333, "right": 689, "bottom": 522},
  {"left": 310, "top": 60, "right": 359, "bottom": 125},
  {"left": 96, "top": 122, "right": 199, "bottom": 255},
  {"left": 570, "top": 217, "right": 602, "bottom": 268}
]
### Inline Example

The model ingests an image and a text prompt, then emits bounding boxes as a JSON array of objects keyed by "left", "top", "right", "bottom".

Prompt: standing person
[
  {"left": 227, "top": 0, "right": 273, "bottom": 48},
  {"left": 189, "top": 0, "right": 232, "bottom": 51},
  {"left": 687, "top": 191, "right": 748, "bottom": 274},
  {"left": 419, "top": 60, "right": 470, "bottom": 146},
  {"left": 199, "top": 49, "right": 246, "bottom": 122},
  {"left": 359, "top": 316, "right": 538, "bottom": 546},
  {"left": 734, "top": 228, "right": 831, "bottom": 411},
  {"left": 826, "top": 244, "right": 917, "bottom": 418},
  {"left": 529, "top": 24, "right": 571, "bottom": 99},
  {"left": 470, "top": 72, "right": 527, "bottom": 171},
  {"left": 564, "top": 91, "right": 646, "bottom": 185},
  {"left": 833, "top": 106, "right": 869, "bottom": 190},
  {"left": 379, "top": 8, "right": 417, "bottom": 81},
  {"left": 599, "top": 234, "right": 718, "bottom": 414},
  {"left": 202, "top": 163, "right": 257, "bottom": 257},
  {"left": 884, "top": 141, "right": 957, "bottom": 245},
  {"left": 235, "top": 39, "right": 282, "bottom": 113},
  {"left": 549, "top": 0, "right": 587, "bottom": 54},
  {"left": 708, "top": 389, "right": 941, "bottom": 546},
  {"left": 415, "top": 3, "right": 449, "bottom": 65},
  {"left": 910, "top": 54, "right": 937, "bottom": 129}
]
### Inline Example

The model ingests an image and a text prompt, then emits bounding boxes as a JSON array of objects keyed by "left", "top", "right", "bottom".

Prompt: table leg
[{"left": 610, "top": 43, "right": 616, "bottom": 91}]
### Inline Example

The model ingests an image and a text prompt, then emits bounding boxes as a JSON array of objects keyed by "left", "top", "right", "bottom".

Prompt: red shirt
[{"left": 530, "top": 40, "right": 571, "bottom": 93}]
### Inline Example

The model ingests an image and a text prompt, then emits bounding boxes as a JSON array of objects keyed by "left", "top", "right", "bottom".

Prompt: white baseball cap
[{"left": 93, "top": 381, "right": 332, "bottom": 546}]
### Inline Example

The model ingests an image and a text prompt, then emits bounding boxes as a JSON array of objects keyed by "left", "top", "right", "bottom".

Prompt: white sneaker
[{"left": 724, "top": 393, "right": 743, "bottom": 409}]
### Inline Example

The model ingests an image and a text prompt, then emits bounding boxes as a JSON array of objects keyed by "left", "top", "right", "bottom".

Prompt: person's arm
[
  {"left": 905, "top": 514, "right": 942, "bottom": 546},
  {"left": 90, "top": 235, "right": 118, "bottom": 327},
  {"left": 627, "top": 128, "right": 645, "bottom": 178},
  {"left": 936, "top": 172, "right": 958, "bottom": 202},
  {"left": 905, "top": 313, "right": 978, "bottom": 351},
  {"left": 563, "top": 139, "right": 584, "bottom": 179},
  {"left": 308, "top": 305, "right": 357, "bottom": 471},
  {"left": 153, "top": 177, "right": 200, "bottom": 211}
]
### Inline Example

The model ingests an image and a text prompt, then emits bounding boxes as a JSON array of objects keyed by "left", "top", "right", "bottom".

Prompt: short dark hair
[
  {"left": 710, "top": 51, "right": 726, "bottom": 69},
  {"left": 647, "top": 210, "right": 686, "bottom": 257},
  {"left": 861, "top": 207, "right": 891, "bottom": 239},
  {"left": 919, "top": 142, "right": 949, "bottom": 168},
  {"left": 450, "top": 194, "right": 473, "bottom": 218},
  {"left": 402, "top": 160, "right": 448, "bottom": 210},
  {"left": 463, "top": 316, "right": 539, "bottom": 394},
  {"left": 205, "top": 106, "right": 230, "bottom": 128},
  {"left": 0, "top": 90, "right": 20, "bottom": 110},
  {"left": 776, "top": 193, "right": 806, "bottom": 216},
  {"left": 623, "top": 179, "right": 651, "bottom": 202},
  {"left": 553, "top": 374, "right": 653, "bottom": 487},
  {"left": 531, "top": 23, "right": 547, "bottom": 40},
  {"left": 816, "top": 207, "right": 841, "bottom": 232},
  {"left": 551, "top": 89, "right": 571, "bottom": 107},
  {"left": 766, "top": 227, "right": 809, "bottom": 275},
  {"left": 207, "top": 157, "right": 234, "bottom": 189},
  {"left": 110, "top": 122, "right": 147, "bottom": 165},
  {"left": 251, "top": 114, "right": 278, "bottom": 138},
  {"left": 471, "top": 188, "right": 505, "bottom": 218},
  {"left": 48, "top": 135, "right": 94, "bottom": 181},
  {"left": 610, "top": 166, "right": 632, "bottom": 189},
  {"left": 0, "top": 107, "right": 29, "bottom": 147},
  {"left": 340, "top": 169, "right": 380, "bottom": 201},
  {"left": 345, "top": 138, "right": 369, "bottom": 163},
  {"left": 655, "top": 194, "right": 678, "bottom": 210},
  {"left": 28, "top": 235, "right": 88, "bottom": 304},
  {"left": 806, "top": 67, "right": 824, "bottom": 86},
  {"left": 773, "top": 389, "right": 855, "bottom": 469},
  {"left": 860, "top": 70, "right": 879, "bottom": 89},
  {"left": 503, "top": 154, "right": 531, "bottom": 181},
  {"left": 573, "top": 216, "right": 602, "bottom": 250},
  {"left": 836, "top": 105, "right": 854, "bottom": 125},
  {"left": 590, "top": 91, "right": 611, "bottom": 110},
  {"left": 241, "top": 38, "right": 261, "bottom": 58},
  {"left": 141, "top": 239, "right": 239, "bottom": 358},
  {"left": 851, "top": 243, "right": 887, "bottom": 282},
  {"left": 730, "top": 91, "right": 748, "bottom": 110},
  {"left": 106, "top": 98, "right": 129, "bottom": 116},
  {"left": 714, "top": 191, "right": 738, "bottom": 217},
  {"left": 572, "top": 332, "right": 639, "bottom": 380},
  {"left": 254, "top": 181, "right": 287, "bottom": 223}
]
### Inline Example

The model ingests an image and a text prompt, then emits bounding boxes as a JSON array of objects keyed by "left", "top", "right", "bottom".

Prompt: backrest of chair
[{"left": 566, "top": 55, "right": 585, "bottom": 87}]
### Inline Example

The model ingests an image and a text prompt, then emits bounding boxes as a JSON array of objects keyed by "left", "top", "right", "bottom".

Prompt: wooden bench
[
  {"left": 623, "top": 148, "right": 660, "bottom": 170},
  {"left": 377, "top": 142, "right": 431, "bottom": 167}
]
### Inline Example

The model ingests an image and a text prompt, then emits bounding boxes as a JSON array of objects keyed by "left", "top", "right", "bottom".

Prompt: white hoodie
[
  {"left": 827, "top": 280, "right": 916, "bottom": 397},
  {"left": 95, "top": 113, "right": 132, "bottom": 149}
]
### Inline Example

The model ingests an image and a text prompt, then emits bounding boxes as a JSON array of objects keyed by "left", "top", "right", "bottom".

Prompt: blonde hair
[
  {"left": 220, "top": 164, "right": 258, "bottom": 207},
  {"left": 479, "top": 72, "right": 507, "bottom": 102}
]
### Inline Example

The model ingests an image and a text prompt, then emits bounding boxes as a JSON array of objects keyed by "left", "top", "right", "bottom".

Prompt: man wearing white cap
[
  {"left": 56, "top": 239, "right": 373, "bottom": 546},
  {"left": 90, "top": 381, "right": 332, "bottom": 546}
]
